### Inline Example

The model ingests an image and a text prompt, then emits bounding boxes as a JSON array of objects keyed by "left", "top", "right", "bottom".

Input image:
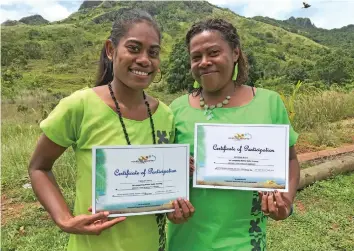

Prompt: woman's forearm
[
  {"left": 288, "top": 158, "right": 300, "bottom": 203},
  {"left": 30, "top": 169, "right": 73, "bottom": 228}
]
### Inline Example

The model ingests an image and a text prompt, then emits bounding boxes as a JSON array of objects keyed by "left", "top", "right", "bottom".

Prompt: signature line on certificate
[
  {"left": 217, "top": 157, "right": 270, "bottom": 161},
  {"left": 213, "top": 162, "right": 274, "bottom": 167}
]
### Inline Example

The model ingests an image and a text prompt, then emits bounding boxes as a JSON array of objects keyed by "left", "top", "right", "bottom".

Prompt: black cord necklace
[{"left": 108, "top": 82, "right": 156, "bottom": 145}]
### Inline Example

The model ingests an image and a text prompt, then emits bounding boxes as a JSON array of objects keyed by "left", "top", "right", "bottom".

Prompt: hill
[
  {"left": 1, "top": 1, "right": 353, "bottom": 99},
  {"left": 253, "top": 16, "right": 354, "bottom": 52},
  {"left": 2, "top": 14, "right": 49, "bottom": 26}
]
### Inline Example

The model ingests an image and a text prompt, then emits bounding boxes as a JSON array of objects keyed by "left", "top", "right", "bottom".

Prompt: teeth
[{"left": 131, "top": 70, "right": 148, "bottom": 76}]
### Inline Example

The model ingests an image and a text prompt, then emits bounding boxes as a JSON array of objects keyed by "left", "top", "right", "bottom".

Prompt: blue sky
[{"left": 1, "top": 0, "right": 353, "bottom": 29}]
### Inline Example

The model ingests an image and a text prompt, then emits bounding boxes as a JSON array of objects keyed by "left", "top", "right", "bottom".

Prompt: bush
[{"left": 166, "top": 39, "right": 194, "bottom": 93}]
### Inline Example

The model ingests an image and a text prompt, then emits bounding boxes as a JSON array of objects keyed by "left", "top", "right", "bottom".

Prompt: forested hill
[
  {"left": 253, "top": 16, "right": 354, "bottom": 52},
  {"left": 1, "top": 1, "right": 353, "bottom": 99}
]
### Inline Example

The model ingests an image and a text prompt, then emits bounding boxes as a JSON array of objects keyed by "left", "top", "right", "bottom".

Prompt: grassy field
[{"left": 1, "top": 87, "right": 354, "bottom": 250}]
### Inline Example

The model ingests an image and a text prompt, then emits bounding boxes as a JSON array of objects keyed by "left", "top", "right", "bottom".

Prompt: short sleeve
[
  {"left": 40, "top": 91, "right": 84, "bottom": 148},
  {"left": 274, "top": 94, "right": 299, "bottom": 147}
]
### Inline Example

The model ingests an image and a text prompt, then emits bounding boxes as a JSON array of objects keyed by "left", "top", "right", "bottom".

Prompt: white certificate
[
  {"left": 92, "top": 144, "right": 189, "bottom": 217},
  {"left": 194, "top": 123, "right": 289, "bottom": 192}
]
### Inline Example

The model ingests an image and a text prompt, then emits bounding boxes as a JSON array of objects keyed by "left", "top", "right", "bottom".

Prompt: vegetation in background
[{"left": 2, "top": 1, "right": 354, "bottom": 98}]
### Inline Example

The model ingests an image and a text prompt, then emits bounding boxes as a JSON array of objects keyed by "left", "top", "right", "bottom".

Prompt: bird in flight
[{"left": 302, "top": 2, "right": 311, "bottom": 8}]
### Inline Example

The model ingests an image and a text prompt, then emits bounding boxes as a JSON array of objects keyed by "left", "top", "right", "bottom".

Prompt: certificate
[
  {"left": 194, "top": 123, "right": 289, "bottom": 192},
  {"left": 92, "top": 144, "right": 189, "bottom": 217}
]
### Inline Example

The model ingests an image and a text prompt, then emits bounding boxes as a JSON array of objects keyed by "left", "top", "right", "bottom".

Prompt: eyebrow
[
  {"left": 125, "top": 39, "right": 160, "bottom": 49},
  {"left": 190, "top": 44, "right": 221, "bottom": 54}
]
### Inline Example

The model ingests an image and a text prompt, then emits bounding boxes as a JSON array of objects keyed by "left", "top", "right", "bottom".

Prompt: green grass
[{"left": 267, "top": 173, "right": 354, "bottom": 250}]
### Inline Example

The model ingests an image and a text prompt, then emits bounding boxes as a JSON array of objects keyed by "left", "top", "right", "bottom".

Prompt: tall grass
[
  {"left": 293, "top": 90, "right": 354, "bottom": 132},
  {"left": 1, "top": 94, "right": 77, "bottom": 204},
  {"left": 1, "top": 121, "right": 76, "bottom": 193}
]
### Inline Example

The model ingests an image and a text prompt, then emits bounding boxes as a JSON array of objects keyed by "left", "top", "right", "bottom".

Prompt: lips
[
  {"left": 200, "top": 71, "right": 218, "bottom": 76},
  {"left": 129, "top": 68, "right": 152, "bottom": 76}
]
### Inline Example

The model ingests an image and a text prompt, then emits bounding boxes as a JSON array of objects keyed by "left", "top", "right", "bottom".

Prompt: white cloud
[{"left": 0, "top": 0, "right": 73, "bottom": 23}]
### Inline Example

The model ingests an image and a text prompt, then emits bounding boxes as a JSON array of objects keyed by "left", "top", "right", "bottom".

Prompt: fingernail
[{"left": 263, "top": 192, "right": 268, "bottom": 195}]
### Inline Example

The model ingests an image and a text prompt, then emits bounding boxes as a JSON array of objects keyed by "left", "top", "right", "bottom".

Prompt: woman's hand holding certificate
[
  {"left": 259, "top": 190, "right": 293, "bottom": 220},
  {"left": 167, "top": 198, "right": 195, "bottom": 224}
]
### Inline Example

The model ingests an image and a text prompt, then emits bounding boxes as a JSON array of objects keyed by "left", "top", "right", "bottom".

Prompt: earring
[
  {"left": 193, "top": 80, "right": 200, "bottom": 88},
  {"left": 153, "top": 69, "right": 163, "bottom": 83},
  {"left": 232, "top": 63, "right": 238, "bottom": 81},
  {"left": 110, "top": 61, "right": 114, "bottom": 79}
]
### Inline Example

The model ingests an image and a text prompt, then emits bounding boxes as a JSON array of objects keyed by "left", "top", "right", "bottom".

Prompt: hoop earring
[
  {"left": 110, "top": 61, "right": 114, "bottom": 79},
  {"left": 153, "top": 69, "right": 163, "bottom": 83}
]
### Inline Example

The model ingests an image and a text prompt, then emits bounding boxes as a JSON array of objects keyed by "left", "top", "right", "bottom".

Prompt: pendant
[
  {"left": 205, "top": 109, "right": 214, "bottom": 120},
  {"left": 206, "top": 114, "right": 214, "bottom": 120}
]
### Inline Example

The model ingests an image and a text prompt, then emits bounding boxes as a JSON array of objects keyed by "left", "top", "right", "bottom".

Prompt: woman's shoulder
[
  {"left": 50, "top": 87, "right": 91, "bottom": 113},
  {"left": 156, "top": 99, "right": 173, "bottom": 115},
  {"left": 256, "top": 87, "right": 281, "bottom": 99},
  {"left": 169, "top": 94, "right": 189, "bottom": 112},
  {"left": 59, "top": 87, "right": 93, "bottom": 105}
]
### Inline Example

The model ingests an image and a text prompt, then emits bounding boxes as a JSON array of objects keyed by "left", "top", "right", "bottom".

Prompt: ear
[
  {"left": 105, "top": 39, "right": 114, "bottom": 61},
  {"left": 232, "top": 47, "right": 240, "bottom": 63}
]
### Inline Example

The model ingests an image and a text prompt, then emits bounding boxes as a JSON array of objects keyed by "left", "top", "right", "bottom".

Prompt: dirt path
[{"left": 1, "top": 193, "right": 42, "bottom": 226}]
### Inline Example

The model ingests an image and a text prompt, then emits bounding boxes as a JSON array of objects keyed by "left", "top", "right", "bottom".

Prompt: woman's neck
[
  {"left": 201, "top": 81, "right": 237, "bottom": 104},
  {"left": 110, "top": 79, "right": 145, "bottom": 109}
]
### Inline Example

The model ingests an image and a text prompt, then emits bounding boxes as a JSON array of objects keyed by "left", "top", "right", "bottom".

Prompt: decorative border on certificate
[
  {"left": 92, "top": 144, "right": 189, "bottom": 217},
  {"left": 193, "top": 123, "right": 289, "bottom": 192}
]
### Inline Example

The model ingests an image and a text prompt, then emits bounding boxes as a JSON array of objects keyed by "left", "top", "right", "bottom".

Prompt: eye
[
  {"left": 149, "top": 48, "right": 160, "bottom": 58},
  {"left": 210, "top": 50, "right": 220, "bottom": 56},
  {"left": 191, "top": 55, "right": 201, "bottom": 62},
  {"left": 127, "top": 45, "right": 140, "bottom": 53}
]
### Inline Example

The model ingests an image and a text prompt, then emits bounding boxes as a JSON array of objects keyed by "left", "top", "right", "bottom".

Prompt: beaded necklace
[
  {"left": 108, "top": 82, "right": 156, "bottom": 145},
  {"left": 199, "top": 88, "right": 235, "bottom": 120}
]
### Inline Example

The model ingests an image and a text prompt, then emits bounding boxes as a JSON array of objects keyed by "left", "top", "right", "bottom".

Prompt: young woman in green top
[
  {"left": 29, "top": 9, "right": 194, "bottom": 251},
  {"left": 167, "top": 19, "right": 300, "bottom": 251}
]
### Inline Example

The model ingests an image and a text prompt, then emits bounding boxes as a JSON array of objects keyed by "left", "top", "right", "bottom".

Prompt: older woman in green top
[
  {"left": 28, "top": 9, "right": 194, "bottom": 251},
  {"left": 167, "top": 19, "right": 300, "bottom": 251}
]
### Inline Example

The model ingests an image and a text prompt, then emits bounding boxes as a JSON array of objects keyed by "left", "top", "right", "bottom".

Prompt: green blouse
[
  {"left": 40, "top": 88, "right": 175, "bottom": 251},
  {"left": 167, "top": 88, "right": 298, "bottom": 251}
]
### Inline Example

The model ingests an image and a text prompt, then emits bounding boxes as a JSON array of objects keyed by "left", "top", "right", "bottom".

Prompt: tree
[
  {"left": 24, "top": 41, "right": 43, "bottom": 59},
  {"left": 245, "top": 51, "right": 262, "bottom": 85},
  {"left": 166, "top": 39, "right": 194, "bottom": 93},
  {"left": 285, "top": 60, "right": 308, "bottom": 82},
  {"left": 314, "top": 50, "right": 352, "bottom": 85},
  {"left": 1, "top": 67, "right": 23, "bottom": 100}
]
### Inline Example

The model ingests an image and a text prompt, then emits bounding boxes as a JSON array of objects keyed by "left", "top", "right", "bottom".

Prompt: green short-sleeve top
[
  {"left": 40, "top": 88, "right": 175, "bottom": 251},
  {"left": 167, "top": 88, "right": 298, "bottom": 251}
]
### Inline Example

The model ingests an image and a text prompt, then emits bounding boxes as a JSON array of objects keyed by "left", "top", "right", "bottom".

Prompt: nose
[
  {"left": 199, "top": 56, "right": 211, "bottom": 68},
  {"left": 136, "top": 51, "right": 151, "bottom": 67}
]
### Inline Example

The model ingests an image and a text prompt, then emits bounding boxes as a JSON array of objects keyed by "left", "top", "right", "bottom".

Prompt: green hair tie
[{"left": 193, "top": 63, "right": 238, "bottom": 88}]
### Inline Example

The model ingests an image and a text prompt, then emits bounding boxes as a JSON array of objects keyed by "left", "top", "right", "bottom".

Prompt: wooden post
[{"left": 298, "top": 155, "right": 354, "bottom": 190}]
